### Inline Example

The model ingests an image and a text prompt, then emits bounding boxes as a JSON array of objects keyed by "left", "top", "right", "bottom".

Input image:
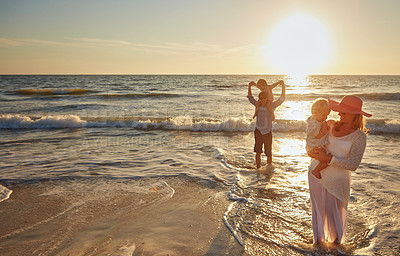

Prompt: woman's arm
[
  {"left": 330, "top": 132, "right": 367, "bottom": 171},
  {"left": 308, "top": 147, "right": 331, "bottom": 160},
  {"left": 311, "top": 131, "right": 367, "bottom": 171}
]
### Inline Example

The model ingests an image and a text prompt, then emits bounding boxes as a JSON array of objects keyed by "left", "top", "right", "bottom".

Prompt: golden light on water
[
  {"left": 278, "top": 101, "right": 309, "bottom": 121},
  {"left": 275, "top": 75, "right": 311, "bottom": 121},
  {"left": 285, "top": 75, "right": 312, "bottom": 94},
  {"left": 275, "top": 138, "right": 310, "bottom": 188},
  {"left": 275, "top": 138, "right": 306, "bottom": 157},
  {"left": 264, "top": 14, "right": 332, "bottom": 76}
]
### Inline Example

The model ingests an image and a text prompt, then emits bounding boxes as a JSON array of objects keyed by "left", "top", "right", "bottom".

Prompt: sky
[{"left": 0, "top": 0, "right": 399, "bottom": 75}]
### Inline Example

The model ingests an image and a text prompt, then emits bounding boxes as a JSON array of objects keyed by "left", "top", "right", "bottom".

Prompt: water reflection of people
[{"left": 308, "top": 95, "right": 372, "bottom": 245}]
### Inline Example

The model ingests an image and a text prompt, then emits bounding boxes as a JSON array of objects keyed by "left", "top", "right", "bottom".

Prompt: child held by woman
[{"left": 306, "top": 98, "right": 331, "bottom": 179}]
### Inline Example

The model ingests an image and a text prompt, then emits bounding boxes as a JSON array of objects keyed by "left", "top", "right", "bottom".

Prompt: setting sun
[{"left": 264, "top": 14, "right": 332, "bottom": 76}]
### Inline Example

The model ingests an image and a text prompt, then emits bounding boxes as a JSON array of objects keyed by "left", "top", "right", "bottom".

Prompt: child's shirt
[
  {"left": 248, "top": 95, "right": 285, "bottom": 135},
  {"left": 306, "top": 116, "right": 329, "bottom": 152}
]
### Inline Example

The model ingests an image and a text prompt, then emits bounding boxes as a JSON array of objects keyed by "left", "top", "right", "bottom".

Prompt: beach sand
[{"left": 0, "top": 177, "right": 243, "bottom": 255}]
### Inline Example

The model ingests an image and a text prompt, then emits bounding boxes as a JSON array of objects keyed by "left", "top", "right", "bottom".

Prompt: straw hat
[{"left": 328, "top": 95, "right": 372, "bottom": 117}]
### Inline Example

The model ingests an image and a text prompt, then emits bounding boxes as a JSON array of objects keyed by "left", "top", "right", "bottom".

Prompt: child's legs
[
  {"left": 311, "top": 162, "right": 328, "bottom": 179},
  {"left": 313, "top": 162, "right": 327, "bottom": 172}
]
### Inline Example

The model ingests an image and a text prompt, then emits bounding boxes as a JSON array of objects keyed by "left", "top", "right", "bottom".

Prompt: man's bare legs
[
  {"left": 256, "top": 153, "right": 272, "bottom": 168},
  {"left": 267, "top": 155, "right": 272, "bottom": 164},
  {"left": 256, "top": 153, "right": 261, "bottom": 168}
]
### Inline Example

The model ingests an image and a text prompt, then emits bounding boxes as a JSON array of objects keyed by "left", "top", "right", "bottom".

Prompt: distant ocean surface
[{"left": 0, "top": 75, "right": 399, "bottom": 255}]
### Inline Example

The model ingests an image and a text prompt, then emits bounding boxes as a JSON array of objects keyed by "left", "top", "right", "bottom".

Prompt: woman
[{"left": 308, "top": 95, "right": 372, "bottom": 245}]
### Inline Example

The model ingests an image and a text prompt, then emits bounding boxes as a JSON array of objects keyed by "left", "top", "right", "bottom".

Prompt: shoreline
[{"left": 0, "top": 177, "right": 242, "bottom": 255}]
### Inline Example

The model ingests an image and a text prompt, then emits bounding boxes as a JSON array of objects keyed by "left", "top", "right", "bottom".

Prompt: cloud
[
  {"left": 71, "top": 37, "right": 225, "bottom": 55},
  {"left": 0, "top": 36, "right": 258, "bottom": 58},
  {"left": 72, "top": 38, "right": 135, "bottom": 47},
  {"left": 71, "top": 37, "right": 260, "bottom": 57},
  {"left": 0, "top": 38, "right": 22, "bottom": 47},
  {"left": 0, "top": 37, "right": 81, "bottom": 48}
]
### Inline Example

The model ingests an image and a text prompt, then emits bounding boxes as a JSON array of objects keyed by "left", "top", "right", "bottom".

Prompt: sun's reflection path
[
  {"left": 284, "top": 75, "right": 312, "bottom": 95},
  {"left": 272, "top": 75, "right": 312, "bottom": 122}
]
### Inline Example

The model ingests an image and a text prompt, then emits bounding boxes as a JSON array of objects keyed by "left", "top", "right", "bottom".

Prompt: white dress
[{"left": 308, "top": 127, "right": 367, "bottom": 244}]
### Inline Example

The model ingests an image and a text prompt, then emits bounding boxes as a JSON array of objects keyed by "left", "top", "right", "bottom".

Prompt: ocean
[{"left": 0, "top": 75, "right": 399, "bottom": 255}]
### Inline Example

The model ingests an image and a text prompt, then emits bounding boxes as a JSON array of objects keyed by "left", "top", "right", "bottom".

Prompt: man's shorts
[{"left": 254, "top": 128, "right": 272, "bottom": 156}]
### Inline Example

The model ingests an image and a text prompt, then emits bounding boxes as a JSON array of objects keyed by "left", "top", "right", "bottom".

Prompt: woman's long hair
[
  {"left": 334, "top": 114, "right": 368, "bottom": 133},
  {"left": 353, "top": 114, "right": 368, "bottom": 133}
]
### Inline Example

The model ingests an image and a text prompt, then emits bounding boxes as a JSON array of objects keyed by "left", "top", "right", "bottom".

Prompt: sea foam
[
  {"left": 0, "top": 114, "right": 86, "bottom": 129},
  {"left": 0, "top": 114, "right": 398, "bottom": 134},
  {"left": 0, "top": 185, "right": 12, "bottom": 202}
]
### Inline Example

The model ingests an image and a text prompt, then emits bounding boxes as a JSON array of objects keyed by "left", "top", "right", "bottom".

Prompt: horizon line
[{"left": 1, "top": 73, "right": 399, "bottom": 76}]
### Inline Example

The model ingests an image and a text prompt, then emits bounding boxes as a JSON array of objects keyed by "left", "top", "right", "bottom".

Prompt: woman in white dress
[{"left": 308, "top": 95, "right": 372, "bottom": 245}]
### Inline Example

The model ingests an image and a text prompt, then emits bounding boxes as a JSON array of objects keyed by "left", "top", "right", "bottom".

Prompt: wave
[
  {"left": 0, "top": 114, "right": 86, "bottom": 129},
  {"left": 0, "top": 114, "right": 398, "bottom": 134},
  {"left": 0, "top": 184, "right": 12, "bottom": 202},
  {"left": 289, "top": 92, "right": 400, "bottom": 101},
  {"left": 354, "top": 92, "right": 400, "bottom": 101},
  {"left": 95, "top": 93, "right": 182, "bottom": 99},
  {"left": 366, "top": 119, "right": 400, "bottom": 134},
  {"left": 89, "top": 116, "right": 256, "bottom": 132},
  {"left": 15, "top": 88, "right": 95, "bottom": 96},
  {"left": 0, "top": 114, "right": 293, "bottom": 131},
  {"left": 13, "top": 89, "right": 182, "bottom": 99},
  {"left": 13, "top": 88, "right": 398, "bottom": 101}
]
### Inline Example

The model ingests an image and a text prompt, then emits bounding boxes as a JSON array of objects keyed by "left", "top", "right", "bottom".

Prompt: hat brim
[{"left": 328, "top": 99, "right": 372, "bottom": 117}]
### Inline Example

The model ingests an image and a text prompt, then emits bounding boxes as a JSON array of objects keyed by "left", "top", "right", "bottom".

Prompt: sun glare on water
[{"left": 264, "top": 14, "right": 332, "bottom": 76}]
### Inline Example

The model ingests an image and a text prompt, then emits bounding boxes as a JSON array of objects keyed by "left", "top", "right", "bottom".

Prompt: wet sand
[{"left": 0, "top": 177, "right": 243, "bottom": 255}]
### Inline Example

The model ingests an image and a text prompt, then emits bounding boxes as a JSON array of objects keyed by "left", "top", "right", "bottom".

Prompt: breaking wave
[
  {"left": 0, "top": 114, "right": 398, "bottom": 134},
  {"left": 0, "top": 114, "right": 86, "bottom": 129}
]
